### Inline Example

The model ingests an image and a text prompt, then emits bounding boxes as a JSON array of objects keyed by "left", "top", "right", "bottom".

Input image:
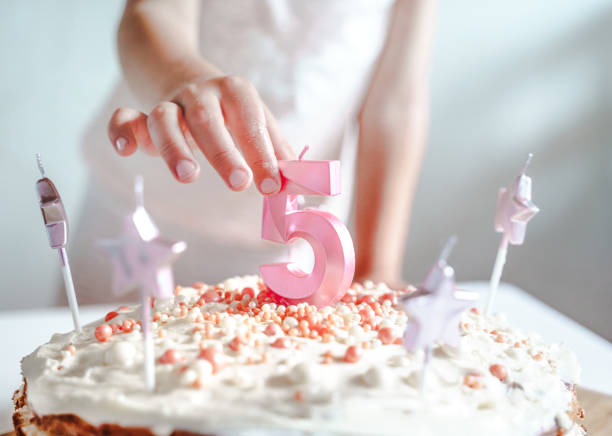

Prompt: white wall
[
  {"left": 0, "top": 1, "right": 610, "bottom": 340},
  {"left": 405, "top": 0, "right": 612, "bottom": 339},
  {"left": 0, "top": 1, "right": 123, "bottom": 308}
]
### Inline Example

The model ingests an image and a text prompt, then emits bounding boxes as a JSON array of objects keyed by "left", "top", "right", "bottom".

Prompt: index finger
[{"left": 218, "top": 76, "right": 281, "bottom": 195}]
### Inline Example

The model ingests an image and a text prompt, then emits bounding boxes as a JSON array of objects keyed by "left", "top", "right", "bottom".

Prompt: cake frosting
[{"left": 15, "top": 276, "right": 584, "bottom": 435}]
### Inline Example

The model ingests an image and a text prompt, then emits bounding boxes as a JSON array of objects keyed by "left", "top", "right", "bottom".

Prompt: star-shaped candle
[
  {"left": 486, "top": 154, "right": 539, "bottom": 315},
  {"left": 98, "top": 176, "right": 186, "bottom": 390},
  {"left": 400, "top": 237, "right": 478, "bottom": 392}
]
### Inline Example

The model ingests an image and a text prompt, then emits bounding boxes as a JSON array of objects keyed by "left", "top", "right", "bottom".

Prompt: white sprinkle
[
  {"left": 348, "top": 325, "right": 364, "bottom": 340},
  {"left": 180, "top": 369, "right": 198, "bottom": 386},
  {"left": 192, "top": 360, "right": 213, "bottom": 379},
  {"left": 388, "top": 354, "right": 410, "bottom": 367},
  {"left": 221, "top": 317, "right": 237, "bottom": 331},
  {"left": 283, "top": 316, "right": 298, "bottom": 330},
  {"left": 361, "top": 366, "right": 387, "bottom": 388},
  {"left": 104, "top": 341, "right": 136, "bottom": 366},
  {"left": 288, "top": 361, "right": 314, "bottom": 385},
  {"left": 371, "top": 339, "right": 382, "bottom": 348}
]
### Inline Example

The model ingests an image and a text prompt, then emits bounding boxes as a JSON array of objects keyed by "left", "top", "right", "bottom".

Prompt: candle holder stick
[{"left": 140, "top": 292, "right": 155, "bottom": 390}]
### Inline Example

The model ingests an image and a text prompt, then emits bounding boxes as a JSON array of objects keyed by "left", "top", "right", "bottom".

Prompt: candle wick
[
  {"left": 35, "top": 153, "right": 46, "bottom": 177},
  {"left": 438, "top": 235, "right": 457, "bottom": 266},
  {"left": 298, "top": 145, "right": 310, "bottom": 161}
]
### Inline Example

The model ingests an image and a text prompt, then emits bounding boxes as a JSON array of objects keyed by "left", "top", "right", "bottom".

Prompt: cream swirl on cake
[{"left": 15, "top": 276, "right": 584, "bottom": 436}]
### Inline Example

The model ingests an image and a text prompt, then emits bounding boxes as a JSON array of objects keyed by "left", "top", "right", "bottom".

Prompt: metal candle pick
[
  {"left": 98, "top": 176, "right": 186, "bottom": 391},
  {"left": 400, "top": 237, "right": 478, "bottom": 394},
  {"left": 35, "top": 154, "right": 81, "bottom": 332},
  {"left": 486, "top": 154, "right": 540, "bottom": 315}
]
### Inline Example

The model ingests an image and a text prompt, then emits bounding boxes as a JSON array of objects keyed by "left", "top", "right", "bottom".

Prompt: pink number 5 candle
[{"left": 260, "top": 154, "right": 355, "bottom": 307}]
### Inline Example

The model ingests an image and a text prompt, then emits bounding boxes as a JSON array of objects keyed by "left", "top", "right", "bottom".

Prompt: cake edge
[
  {"left": 12, "top": 378, "right": 587, "bottom": 436},
  {"left": 12, "top": 380, "right": 211, "bottom": 436}
]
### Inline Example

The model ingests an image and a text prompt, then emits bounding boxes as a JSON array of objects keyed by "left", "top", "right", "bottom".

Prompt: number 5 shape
[{"left": 260, "top": 160, "right": 355, "bottom": 307}]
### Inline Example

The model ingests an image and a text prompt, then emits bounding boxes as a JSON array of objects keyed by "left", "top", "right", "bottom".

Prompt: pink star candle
[
  {"left": 400, "top": 237, "right": 479, "bottom": 392},
  {"left": 260, "top": 146, "right": 355, "bottom": 307},
  {"left": 98, "top": 176, "right": 186, "bottom": 390},
  {"left": 486, "top": 154, "right": 540, "bottom": 315},
  {"left": 35, "top": 154, "right": 81, "bottom": 332}
]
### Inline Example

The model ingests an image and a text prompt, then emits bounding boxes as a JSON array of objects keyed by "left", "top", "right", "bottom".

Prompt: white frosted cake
[{"left": 13, "top": 276, "right": 585, "bottom": 435}]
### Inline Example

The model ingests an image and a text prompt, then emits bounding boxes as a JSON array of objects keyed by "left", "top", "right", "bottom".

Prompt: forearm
[
  {"left": 118, "top": 0, "right": 220, "bottom": 108},
  {"left": 354, "top": 0, "right": 435, "bottom": 282},
  {"left": 354, "top": 103, "right": 428, "bottom": 282}
]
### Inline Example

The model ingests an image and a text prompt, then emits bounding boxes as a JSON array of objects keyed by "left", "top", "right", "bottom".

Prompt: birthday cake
[{"left": 13, "top": 275, "right": 584, "bottom": 436}]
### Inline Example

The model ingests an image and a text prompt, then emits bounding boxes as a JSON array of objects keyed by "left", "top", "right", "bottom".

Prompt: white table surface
[{"left": 1, "top": 282, "right": 610, "bottom": 433}]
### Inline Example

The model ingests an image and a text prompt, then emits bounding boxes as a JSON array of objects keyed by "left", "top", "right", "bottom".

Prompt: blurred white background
[{"left": 0, "top": 0, "right": 610, "bottom": 340}]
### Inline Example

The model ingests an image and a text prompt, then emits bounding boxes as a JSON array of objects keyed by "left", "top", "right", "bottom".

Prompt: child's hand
[{"left": 108, "top": 76, "right": 293, "bottom": 194}]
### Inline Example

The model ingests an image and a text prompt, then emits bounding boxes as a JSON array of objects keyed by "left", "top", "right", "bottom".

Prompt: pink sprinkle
[
  {"left": 489, "top": 364, "right": 508, "bottom": 382},
  {"left": 271, "top": 337, "right": 290, "bottom": 349},
  {"left": 105, "top": 311, "right": 119, "bottom": 322},
  {"left": 229, "top": 336, "right": 244, "bottom": 352},
  {"left": 191, "top": 281, "right": 207, "bottom": 290},
  {"left": 464, "top": 372, "right": 484, "bottom": 389},
  {"left": 377, "top": 327, "right": 395, "bottom": 345},
  {"left": 241, "top": 287, "right": 256, "bottom": 299},
  {"left": 159, "top": 349, "right": 184, "bottom": 364},
  {"left": 264, "top": 324, "right": 280, "bottom": 336},
  {"left": 199, "top": 347, "right": 225, "bottom": 373},
  {"left": 121, "top": 320, "right": 134, "bottom": 333},
  {"left": 344, "top": 345, "right": 362, "bottom": 363},
  {"left": 94, "top": 324, "right": 112, "bottom": 342},
  {"left": 202, "top": 289, "right": 222, "bottom": 303}
]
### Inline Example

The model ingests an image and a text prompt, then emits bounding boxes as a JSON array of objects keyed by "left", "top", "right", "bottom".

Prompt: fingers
[
  {"left": 264, "top": 105, "right": 295, "bottom": 161},
  {"left": 218, "top": 76, "right": 282, "bottom": 195},
  {"left": 108, "top": 108, "right": 157, "bottom": 156},
  {"left": 147, "top": 102, "right": 200, "bottom": 183},
  {"left": 109, "top": 77, "right": 292, "bottom": 193},
  {"left": 178, "top": 88, "right": 252, "bottom": 191}
]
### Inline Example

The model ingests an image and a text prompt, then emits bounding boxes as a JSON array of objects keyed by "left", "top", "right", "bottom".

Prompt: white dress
[{"left": 71, "top": 0, "right": 394, "bottom": 304}]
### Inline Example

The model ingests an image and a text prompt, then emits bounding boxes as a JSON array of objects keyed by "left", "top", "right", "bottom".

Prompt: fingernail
[
  {"left": 176, "top": 160, "right": 197, "bottom": 181},
  {"left": 229, "top": 168, "right": 249, "bottom": 189},
  {"left": 260, "top": 178, "right": 279, "bottom": 194},
  {"left": 115, "top": 137, "right": 127, "bottom": 152}
]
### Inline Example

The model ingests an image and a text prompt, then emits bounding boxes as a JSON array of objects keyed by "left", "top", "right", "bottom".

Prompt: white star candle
[
  {"left": 400, "top": 237, "right": 478, "bottom": 393},
  {"left": 486, "top": 154, "right": 540, "bottom": 315},
  {"left": 98, "top": 176, "right": 186, "bottom": 391}
]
